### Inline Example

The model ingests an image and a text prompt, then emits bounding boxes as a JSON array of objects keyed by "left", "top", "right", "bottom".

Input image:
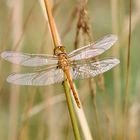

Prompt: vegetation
[{"left": 0, "top": 0, "right": 140, "bottom": 140}]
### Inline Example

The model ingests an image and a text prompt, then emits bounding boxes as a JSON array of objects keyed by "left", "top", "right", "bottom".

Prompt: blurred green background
[{"left": 0, "top": 0, "right": 140, "bottom": 140}]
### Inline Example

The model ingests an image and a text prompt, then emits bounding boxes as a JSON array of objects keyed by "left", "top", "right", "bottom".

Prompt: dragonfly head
[{"left": 54, "top": 46, "right": 66, "bottom": 56}]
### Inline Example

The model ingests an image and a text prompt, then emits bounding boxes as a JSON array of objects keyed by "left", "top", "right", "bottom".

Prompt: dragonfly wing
[
  {"left": 1, "top": 51, "right": 58, "bottom": 67},
  {"left": 68, "top": 34, "right": 117, "bottom": 61},
  {"left": 7, "top": 68, "right": 64, "bottom": 86},
  {"left": 70, "top": 58, "right": 120, "bottom": 80}
]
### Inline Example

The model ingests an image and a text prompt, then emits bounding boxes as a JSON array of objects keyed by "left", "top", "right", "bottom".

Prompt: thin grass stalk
[
  {"left": 43, "top": 0, "right": 62, "bottom": 47},
  {"left": 63, "top": 77, "right": 81, "bottom": 140},
  {"left": 43, "top": 0, "right": 81, "bottom": 139},
  {"left": 110, "top": 0, "right": 121, "bottom": 139},
  {"left": 71, "top": 83, "right": 93, "bottom": 140},
  {"left": 123, "top": 0, "right": 132, "bottom": 139},
  {"left": 7, "top": 0, "right": 23, "bottom": 140}
]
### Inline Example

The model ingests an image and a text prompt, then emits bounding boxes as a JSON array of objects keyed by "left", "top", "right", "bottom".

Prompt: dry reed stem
[
  {"left": 123, "top": 0, "right": 132, "bottom": 139},
  {"left": 110, "top": 0, "right": 121, "bottom": 139},
  {"left": 63, "top": 79, "right": 81, "bottom": 140},
  {"left": 39, "top": 0, "right": 62, "bottom": 47},
  {"left": 43, "top": 0, "right": 81, "bottom": 139},
  {"left": 71, "top": 84, "right": 93, "bottom": 140},
  {"left": 43, "top": 0, "right": 62, "bottom": 47},
  {"left": 7, "top": 1, "right": 23, "bottom": 140}
]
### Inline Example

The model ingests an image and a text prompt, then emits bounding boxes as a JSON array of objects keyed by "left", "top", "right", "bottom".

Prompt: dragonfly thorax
[{"left": 58, "top": 53, "right": 69, "bottom": 70}]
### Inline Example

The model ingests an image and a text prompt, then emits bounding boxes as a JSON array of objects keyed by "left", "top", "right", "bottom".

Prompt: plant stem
[
  {"left": 123, "top": 0, "right": 132, "bottom": 139},
  {"left": 43, "top": 0, "right": 81, "bottom": 139},
  {"left": 63, "top": 75, "right": 81, "bottom": 140},
  {"left": 9, "top": 0, "right": 23, "bottom": 140},
  {"left": 44, "top": 0, "right": 61, "bottom": 47},
  {"left": 111, "top": 0, "right": 121, "bottom": 139}
]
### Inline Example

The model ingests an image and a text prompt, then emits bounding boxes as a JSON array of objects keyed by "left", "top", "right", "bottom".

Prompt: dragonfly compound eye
[
  {"left": 54, "top": 46, "right": 66, "bottom": 55},
  {"left": 60, "top": 46, "right": 66, "bottom": 53}
]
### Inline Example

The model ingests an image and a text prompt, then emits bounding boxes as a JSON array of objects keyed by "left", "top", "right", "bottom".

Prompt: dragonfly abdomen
[{"left": 64, "top": 69, "right": 81, "bottom": 108}]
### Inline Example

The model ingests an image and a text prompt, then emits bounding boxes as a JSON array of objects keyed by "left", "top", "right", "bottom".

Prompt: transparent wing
[
  {"left": 70, "top": 58, "right": 120, "bottom": 80},
  {"left": 7, "top": 68, "right": 64, "bottom": 86},
  {"left": 1, "top": 51, "right": 58, "bottom": 67},
  {"left": 68, "top": 34, "right": 117, "bottom": 61}
]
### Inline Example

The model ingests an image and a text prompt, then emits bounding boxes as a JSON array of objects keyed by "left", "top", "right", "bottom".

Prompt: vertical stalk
[
  {"left": 110, "top": 0, "right": 121, "bottom": 139},
  {"left": 63, "top": 77, "right": 81, "bottom": 140},
  {"left": 8, "top": 0, "right": 23, "bottom": 140},
  {"left": 43, "top": 0, "right": 81, "bottom": 139},
  {"left": 44, "top": 0, "right": 61, "bottom": 47},
  {"left": 123, "top": 0, "right": 132, "bottom": 139}
]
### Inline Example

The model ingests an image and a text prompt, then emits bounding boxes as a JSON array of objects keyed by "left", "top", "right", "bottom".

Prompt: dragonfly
[{"left": 1, "top": 34, "right": 120, "bottom": 108}]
